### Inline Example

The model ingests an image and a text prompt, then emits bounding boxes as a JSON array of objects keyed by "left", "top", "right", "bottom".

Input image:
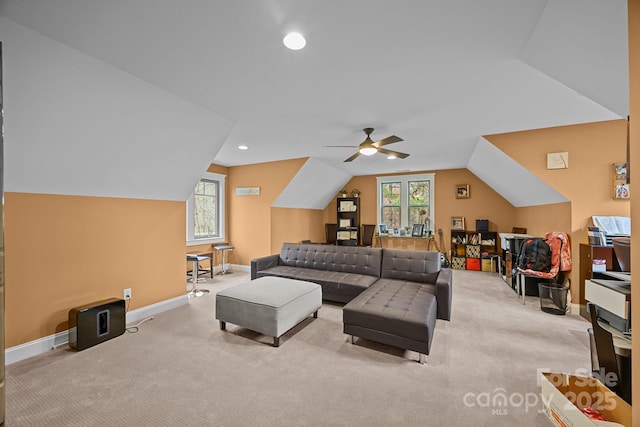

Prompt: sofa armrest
[
  {"left": 435, "top": 268, "right": 453, "bottom": 321},
  {"left": 250, "top": 254, "right": 281, "bottom": 280}
]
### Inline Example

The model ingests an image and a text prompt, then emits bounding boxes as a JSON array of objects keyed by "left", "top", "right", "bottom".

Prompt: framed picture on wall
[
  {"left": 456, "top": 184, "right": 470, "bottom": 199},
  {"left": 613, "top": 163, "right": 630, "bottom": 199},
  {"left": 451, "top": 216, "right": 465, "bottom": 230}
]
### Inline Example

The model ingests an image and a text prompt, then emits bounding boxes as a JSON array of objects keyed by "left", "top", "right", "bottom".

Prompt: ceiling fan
[{"left": 326, "top": 128, "right": 409, "bottom": 162}]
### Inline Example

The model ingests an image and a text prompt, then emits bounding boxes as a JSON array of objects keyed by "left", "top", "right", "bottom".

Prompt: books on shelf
[{"left": 587, "top": 226, "right": 606, "bottom": 246}]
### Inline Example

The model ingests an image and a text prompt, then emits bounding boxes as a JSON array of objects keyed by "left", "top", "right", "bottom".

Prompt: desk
[
  {"left": 376, "top": 235, "right": 438, "bottom": 251},
  {"left": 585, "top": 279, "right": 631, "bottom": 332}
]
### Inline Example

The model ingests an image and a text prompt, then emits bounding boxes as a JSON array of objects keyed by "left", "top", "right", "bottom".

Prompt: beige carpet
[{"left": 6, "top": 270, "right": 592, "bottom": 426}]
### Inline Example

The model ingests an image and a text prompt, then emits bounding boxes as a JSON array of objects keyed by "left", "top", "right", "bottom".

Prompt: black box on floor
[{"left": 69, "top": 298, "right": 126, "bottom": 351}]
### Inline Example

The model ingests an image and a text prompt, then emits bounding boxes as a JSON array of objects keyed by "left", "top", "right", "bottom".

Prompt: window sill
[{"left": 187, "top": 237, "right": 225, "bottom": 246}]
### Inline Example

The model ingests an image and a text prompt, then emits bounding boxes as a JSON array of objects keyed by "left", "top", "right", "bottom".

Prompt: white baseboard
[
  {"left": 5, "top": 294, "right": 189, "bottom": 366},
  {"left": 568, "top": 302, "right": 581, "bottom": 315},
  {"left": 231, "top": 264, "right": 250, "bottom": 273}
]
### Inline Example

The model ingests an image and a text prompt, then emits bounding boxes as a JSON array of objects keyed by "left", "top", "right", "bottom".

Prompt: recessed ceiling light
[
  {"left": 238, "top": 145, "right": 249, "bottom": 150},
  {"left": 283, "top": 32, "right": 306, "bottom": 50}
]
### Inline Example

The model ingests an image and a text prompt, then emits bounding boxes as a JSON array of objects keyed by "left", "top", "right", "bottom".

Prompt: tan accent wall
[
  {"left": 628, "top": 0, "right": 639, "bottom": 417},
  {"left": 4, "top": 192, "right": 186, "bottom": 348}
]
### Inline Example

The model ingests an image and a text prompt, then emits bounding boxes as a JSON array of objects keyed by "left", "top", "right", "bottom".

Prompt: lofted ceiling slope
[{"left": 0, "top": 0, "right": 628, "bottom": 204}]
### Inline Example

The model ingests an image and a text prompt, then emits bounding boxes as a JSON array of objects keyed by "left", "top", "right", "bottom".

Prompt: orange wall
[
  {"left": 326, "top": 169, "right": 517, "bottom": 255},
  {"left": 487, "top": 120, "right": 630, "bottom": 302},
  {"left": 4, "top": 192, "right": 186, "bottom": 348},
  {"left": 227, "top": 158, "right": 307, "bottom": 265}
]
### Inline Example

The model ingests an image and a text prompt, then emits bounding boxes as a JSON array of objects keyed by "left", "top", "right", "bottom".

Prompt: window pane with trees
[{"left": 377, "top": 174, "right": 435, "bottom": 233}]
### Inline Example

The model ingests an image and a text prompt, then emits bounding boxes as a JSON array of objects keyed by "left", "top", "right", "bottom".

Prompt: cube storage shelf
[{"left": 450, "top": 230, "right": 498, "bottom": 271}]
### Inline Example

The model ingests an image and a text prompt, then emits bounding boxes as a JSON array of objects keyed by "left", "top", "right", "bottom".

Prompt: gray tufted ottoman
[{"left": 216, "top": 277, "right": 322, "bottom": 346}]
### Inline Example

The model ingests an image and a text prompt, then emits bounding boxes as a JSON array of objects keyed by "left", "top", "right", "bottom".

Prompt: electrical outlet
[{"left": 124, "top": 288, "right": 132, "bottom": 300}]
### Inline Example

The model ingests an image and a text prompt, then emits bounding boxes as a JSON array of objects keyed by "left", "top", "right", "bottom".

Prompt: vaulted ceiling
[{"left": 0, "top": 0, "right": 628, "bottom": 204}]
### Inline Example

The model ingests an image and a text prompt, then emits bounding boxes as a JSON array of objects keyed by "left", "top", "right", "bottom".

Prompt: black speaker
[{"left": 69, "top": 298, "right": 126, "bottom": 351}]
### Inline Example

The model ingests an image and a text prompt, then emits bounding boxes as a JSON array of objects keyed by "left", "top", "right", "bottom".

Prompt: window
[
  {"left": 377, "top": 173, "right": 435, "bottom": 231},
  {"left": 187, "top": 172, "right": 225, "bottom": 245}
]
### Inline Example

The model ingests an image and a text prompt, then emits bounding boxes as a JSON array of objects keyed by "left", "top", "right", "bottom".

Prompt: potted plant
[
  {"left": 339, "top": 189, "right": 348, "bottom": 198},
  {"left": 351, "top": 189, "right": 361, "bottom": 197}
]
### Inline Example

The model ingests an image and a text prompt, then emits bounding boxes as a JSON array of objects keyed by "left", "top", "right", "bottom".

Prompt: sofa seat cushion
[
  {"left": 256, "top": 265, "right": 378, "bottom": 299},
  {"left": 343, "top": 279, "right": 436, "bottom": 343}
]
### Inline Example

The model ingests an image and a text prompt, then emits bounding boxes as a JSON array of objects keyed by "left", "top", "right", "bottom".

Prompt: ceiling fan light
[
  {"left": 283, "top": 32, "right": 306, "bottom": 50},
  {"left": 359, "top": 147, "right": 377, "bottom": 156},
  {"left": 387, "top": 154, "right": 397, "bottom": 159}
]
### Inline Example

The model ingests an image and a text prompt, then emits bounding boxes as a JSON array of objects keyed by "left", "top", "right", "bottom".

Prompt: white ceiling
[{"left": 0, "top": 0, "right": 628, "bottom": 202}]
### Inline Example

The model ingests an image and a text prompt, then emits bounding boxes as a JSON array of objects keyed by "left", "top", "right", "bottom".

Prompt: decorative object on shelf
[
  {"left": 455, "top": 184, "right": 470, "bottom": 199},
  {"left": 340, "top": 189, "right": 348, "bottom": 197},
  {"left": 378, "top": 224, "right": 388, "bottom": 235},
  {"left": 451, "top": 216, "right": 465, "bottom": 230},
  {"left": 612, "top": 163, "right": 630, "bottom": 199},
  {"left": 546, "top": 152, "right": 569, "bottom": 169},
  {"left": 411, "top": 224, "right": 424, "bottom": 237},
  {"left": 351, "top": 188, "right": 361, "bottom": 197}
]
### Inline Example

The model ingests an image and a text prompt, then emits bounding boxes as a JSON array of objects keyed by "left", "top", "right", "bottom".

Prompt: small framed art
[
  {"left": 456, "top": 184, "right": 470, "bottom": 199},
  {"left": 451, "top": 216, "right": 465, "bottom": 230},
  {"left": 411, "top": 224, "right": 424, "bottom": 237}
]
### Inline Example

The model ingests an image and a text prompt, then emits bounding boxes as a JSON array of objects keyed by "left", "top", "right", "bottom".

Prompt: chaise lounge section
[{"left": 343, "top": 249, "right": 451, "bottom": 363}]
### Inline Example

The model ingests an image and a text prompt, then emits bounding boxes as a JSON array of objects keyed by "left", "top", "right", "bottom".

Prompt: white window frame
[
  {"left": 187, "top": 172, "right": 226, "bottom": 246},
  {"left": 376, "top": 173, "right": 435, "bottom": 229}
]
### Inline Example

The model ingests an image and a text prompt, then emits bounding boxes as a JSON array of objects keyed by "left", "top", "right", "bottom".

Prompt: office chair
[
  {"left": 361, "top": 224, "right": 376, "bottom": 247},
  {"left": 325, "top": 223, "right": 337, "bottom": 245},
  {"left": 587, "top": 303, "right": 631, "bottom": 404}
]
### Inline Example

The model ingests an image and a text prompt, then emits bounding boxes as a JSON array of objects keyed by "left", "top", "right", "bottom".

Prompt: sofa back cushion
[
  {"left": 279, "top": 243, "right": 382, "bottom": 277},
  {"left": 381, "top": 249, "right": 441, "bottom": 283}
]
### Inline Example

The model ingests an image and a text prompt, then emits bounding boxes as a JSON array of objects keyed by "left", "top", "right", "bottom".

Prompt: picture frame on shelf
[
  {"left": 451, "top": 216, "right": 465, "bottom": 230},
  {"left": 339, "top": 219, "right": 351, "bottom": 228},
  {"left": 455, "top": 184, "right": 470, "bottom": 199},
  {"left": 411, "top": 224, "right": 424, "bottom": 237},
  {"left": 378, "top": 224, "right": 388, "bottom": 235}
]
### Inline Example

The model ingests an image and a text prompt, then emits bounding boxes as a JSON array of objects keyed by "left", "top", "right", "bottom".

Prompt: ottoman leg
[
  {"left": 219, "top": 321, "right": 226, "bottom": 331},
  {"left": 313, "top": 310, "right": 318, "bottom": 318},
  {"left": 419, "top": 353, "right": 426, "bottom": 365},
  {"left": 273, "top": 336, "right": 280, "bottom": 347}
]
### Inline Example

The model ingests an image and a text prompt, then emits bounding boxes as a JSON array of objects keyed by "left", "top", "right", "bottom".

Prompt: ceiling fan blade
[
  {"left": 373, "top": 135, "right": 403, "bottom": 148},
  {"left": 378, "top": 148, "right": 410, "bottom": 159},
  {"left": 324, "top": 145, "right": 359, "bottom": 148},
  {"left": 344, "top": 152, "right": 361, "bottom": 162}
]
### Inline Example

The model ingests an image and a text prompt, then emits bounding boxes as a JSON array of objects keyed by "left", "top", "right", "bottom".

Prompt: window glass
[{"left": 187, "top": 172, "right": 225, "bottom": 245}]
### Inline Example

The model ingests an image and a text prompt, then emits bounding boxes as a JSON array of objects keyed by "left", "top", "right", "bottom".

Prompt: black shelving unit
[{"left": 336, "top": 197, "right": 360, "bottom": 245}]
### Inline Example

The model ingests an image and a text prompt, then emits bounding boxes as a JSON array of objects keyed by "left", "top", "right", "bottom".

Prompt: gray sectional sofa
[{"left": 251, "top": 243, "right": 452, "bottom": 362}]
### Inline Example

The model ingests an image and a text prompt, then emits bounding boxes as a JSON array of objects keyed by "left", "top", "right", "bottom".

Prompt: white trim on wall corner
[{"left": 5, "top": 294, "right": 189, "bottom": 366}]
